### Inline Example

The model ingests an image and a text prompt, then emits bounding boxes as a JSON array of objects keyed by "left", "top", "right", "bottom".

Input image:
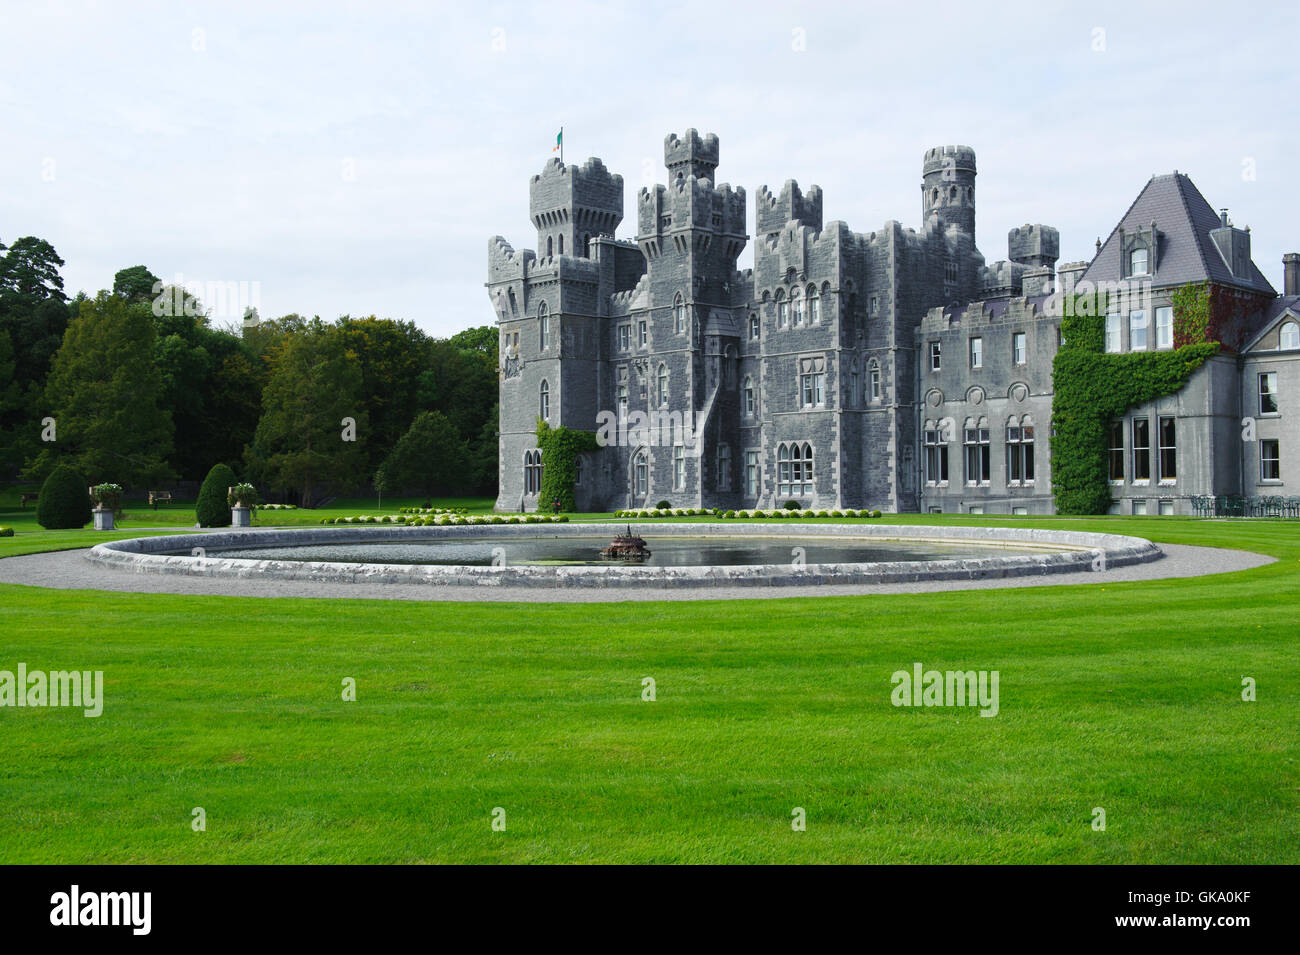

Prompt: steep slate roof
[{"left": 1080, "top": 173, "right": 1276, "bottom": 295}]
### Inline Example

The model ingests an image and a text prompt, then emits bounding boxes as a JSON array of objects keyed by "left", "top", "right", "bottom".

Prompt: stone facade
[{"left": 489, "top": 131, "right": 1298, "bottom": 514}]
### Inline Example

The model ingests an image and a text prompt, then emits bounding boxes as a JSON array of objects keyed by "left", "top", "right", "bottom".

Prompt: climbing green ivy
[
  {"left": 1051, "top": 291, "right": 1219, "bottom": 514},
  {"left": 536, "top": 419, "right": 599, "bottom": 512}
]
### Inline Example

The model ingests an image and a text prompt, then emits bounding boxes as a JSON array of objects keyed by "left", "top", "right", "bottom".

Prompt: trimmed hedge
[
  {"left": 196, "top": 464, "right": 238, "bottom": 527},
  {"left": 36, "top": 466, "right": 91, "bottom": 530},
  {"left": 0, "top": 526, "right": 14, "bottom": 537}
]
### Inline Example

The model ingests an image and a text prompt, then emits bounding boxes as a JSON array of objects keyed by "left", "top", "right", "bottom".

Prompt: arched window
[
  {"left": 1130, "top": 247, "right": 1148, "bottom": 275},
  {"left": 538, "top": 302, "right": 549, "bottom": 351},
  {"left": 749, "top": 313, "right": 760, "bottom": 340},
  {"left": 717, "top": 444, "right": 731, "bottom": 491},
  {"left": 546, "top": 236, "right": 553, "bottom": 258},
  {"left": 791, "top": 288, "right": 804, "bottom": 326},
  {"left": 777, "top": 442, "right": 814, "bottom": 498},
  {"left": 743, "top": 376, "right": 755, "bottom": 416},
  {"left": 634, "top": 451, "right": 648, "bottom": 496},
  {"left": 775, "top": 288, "right": 788, "bottom": 327},
  {"left": 524, "top": 450, "right": 543, "bottom": 495},
  {"left": 1281, "top": 321, "right": 1300, "bottom": 350},
  {"left": 869, "top": 360, "right": 881, "bottom": 402},
  {"left": 807, "top": 285, "right": 820, "bottom": 324},
  {"left": 657, "top": 363, "right": 669, "bottom": 405},
  {"left": 673, "top": 293, "right": 686, "bottom": 334},
  {"left": 539, "top": 379, "right": 550, "bottom": 420}
]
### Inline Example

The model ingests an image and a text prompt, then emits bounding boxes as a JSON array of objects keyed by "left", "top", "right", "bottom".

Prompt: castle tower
[
  {"left": 664, "top": 129, "right": 719, "bottom": 183},
  {"left": 529, "top": 157, "right": 624, "bottom": 259},
  {"left": 921, "top": 145, "right": 976, "bottom": 236}
]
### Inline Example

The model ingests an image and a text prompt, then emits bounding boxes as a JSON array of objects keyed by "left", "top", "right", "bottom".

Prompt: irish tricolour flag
[{"left": 552, "top": 128, "right": 562, "bottom": 152}]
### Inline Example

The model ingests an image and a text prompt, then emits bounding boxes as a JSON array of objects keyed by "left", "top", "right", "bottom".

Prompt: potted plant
[
  {"left": 228, "top": 483, "right": 258, "bottom": 528},
  {"left": 89, "top": 483, "right": 123, "bottom": 531}
]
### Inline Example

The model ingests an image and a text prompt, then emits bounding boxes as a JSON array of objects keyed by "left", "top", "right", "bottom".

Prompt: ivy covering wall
[
  {"left": 1050, "top": 291, "right": 1219, "bottom": 514},
  {"left": 535, "top": 419, "right": 599, "bottom": 512}
]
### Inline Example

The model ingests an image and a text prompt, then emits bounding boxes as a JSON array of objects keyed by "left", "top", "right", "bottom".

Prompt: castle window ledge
[
  {"left": 1257, "top": 412, "right": 1281, "bottom": 419},
  {"left": 1109, "top": 480, "right": 1124, "bottom": 486},
  {"left": 1132, "top": 480, "right": 1150, "bottom": 487},
  {"left": 1257, "top": 480, "right": 1284, "bottom": 487},
  {"left": 1158, "top": 480, "right": 1177, "bottom": 487}
]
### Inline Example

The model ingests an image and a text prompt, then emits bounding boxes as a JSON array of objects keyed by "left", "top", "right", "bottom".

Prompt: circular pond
[{"left": 88, "top": 523, "right": 1163, "bottom": 589}]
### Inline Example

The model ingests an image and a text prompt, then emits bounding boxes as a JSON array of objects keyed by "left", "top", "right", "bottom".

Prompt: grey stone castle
[{"left": 489, "top": 130, "right": 1300, "bottom": 514}]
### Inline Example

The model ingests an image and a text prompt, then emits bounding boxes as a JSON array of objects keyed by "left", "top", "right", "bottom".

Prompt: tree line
[{"left": 0, "top": 237, "right": 499, "bottom": 505}]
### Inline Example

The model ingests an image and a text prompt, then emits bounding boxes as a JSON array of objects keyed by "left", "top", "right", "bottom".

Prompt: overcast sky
[{"left": 2, "top": 0, "right": 1297, "bottom": 337}]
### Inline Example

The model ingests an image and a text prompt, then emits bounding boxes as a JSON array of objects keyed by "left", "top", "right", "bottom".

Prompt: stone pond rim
[{"left": 85, "top": 523, "right": 1163, "bottom": 590}]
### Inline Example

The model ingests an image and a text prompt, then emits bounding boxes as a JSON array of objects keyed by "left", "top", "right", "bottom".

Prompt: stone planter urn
[
  {"left": 93, "top": 507, "right": 115, "bottom": 531},
  {"left": 231, "top": 506, "right": 252, "bottom": 528}
]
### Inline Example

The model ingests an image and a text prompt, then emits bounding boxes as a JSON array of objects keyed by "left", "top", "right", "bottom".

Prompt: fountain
[{"left": 599, "top": 526, "right": 652, "bottom": 561}]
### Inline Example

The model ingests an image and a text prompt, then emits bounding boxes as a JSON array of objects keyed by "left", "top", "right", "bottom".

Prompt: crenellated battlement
[
  {"left": 756, "top": 180, "right": 823, "bottom": 235},
  {"left": 664, "top": 128, "right": 719, "bottom": 181},
  {"left": 922, "top": 145, "right": 977, "bottom": 176},
  {"left": 488, "top": 236, "right": 534, "bottom": 280},
  {"left": 529, "top": 156, "right": 624, "bottom": 248},
  {"left": 637, "top": 175, "right": 745, "bottom": 241},
  {"left": 1007, "top": 223, "right": 1060, "bottom": 268}
]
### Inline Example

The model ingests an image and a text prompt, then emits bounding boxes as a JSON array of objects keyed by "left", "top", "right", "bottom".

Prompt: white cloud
[{"left": 1, "top": 0, "right": 1297, "bottom": 335}]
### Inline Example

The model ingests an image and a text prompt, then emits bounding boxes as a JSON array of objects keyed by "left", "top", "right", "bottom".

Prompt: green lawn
[{"left": 0, "top": 508, "right": 1296, "bottom": 863}]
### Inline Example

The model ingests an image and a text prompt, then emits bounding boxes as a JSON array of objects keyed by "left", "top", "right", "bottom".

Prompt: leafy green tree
[
  {"left": 246, "top": 321, "right": 367, "bottom": 507},
  {"left": 333, "top": 316, "right": 430, "bottom": 475},
  {"left": 0, "top": 237, "right": 69, "bottom": 392},
  {"left": 0, "top": 330, "right": 25, "bottom": 474},
  {"left": 112, "top": 265, "right": 160, "bottom": 304},
  {"left": 379, "top": 410, "right": 465, "bottom": 498},
  {"left": 36, "top": 464, "right": 91, "bottom": 529},
  {"left": 25, "top": 292, "right": 173, "bottom": 486},
  {"left": 195, "top": 462, "right": 238, "bottom": 527}
]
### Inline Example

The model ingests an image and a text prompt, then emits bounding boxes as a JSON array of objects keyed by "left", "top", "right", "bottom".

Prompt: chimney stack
[
  {"left": 1285, "top": 253, "right": 1300, "bottom": 296},
  {"left": 1219, "top": 208, "right": 1230, "bottom": 228}
]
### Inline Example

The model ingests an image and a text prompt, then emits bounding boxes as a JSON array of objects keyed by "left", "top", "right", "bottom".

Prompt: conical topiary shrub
[
  {"left": 196, "top": 463, "right": 238, "bottom": 527},
  {"left": 36, "top": 465, "right": 92, "bottom": 530}
]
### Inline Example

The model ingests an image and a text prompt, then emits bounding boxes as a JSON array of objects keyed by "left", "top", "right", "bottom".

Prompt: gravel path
[{"left": 0, "top": 542, "right": 1274, "bottom": 602}]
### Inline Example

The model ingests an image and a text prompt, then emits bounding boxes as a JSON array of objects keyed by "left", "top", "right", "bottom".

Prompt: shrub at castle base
[
  {"left": 196, "top": 463, "right": 238, "bottom": 527},
  {"left": 36, "top": 466, "right": 91, "bottom": 530}
]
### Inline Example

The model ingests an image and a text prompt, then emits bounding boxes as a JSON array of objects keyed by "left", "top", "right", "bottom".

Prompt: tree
[
  {"left": 195, "top": 462, "right": 237, "bottom": 527},
  {"left": 332, "top": 316, "right": 430, "bottom": 475},
  {"left": 246, "top": 321, "right": 367, "bottom": 507},
  {"left": 36, "top": 465, "right": 91, "bottom": 529},
  {"left": 378, "top": 411, "right": 465, "bottom": 498},
  {"left": 25, "top": 293, "right": 173, "bottom": 486},
  {"left": 0, "top": 330, "right": 25, "bottom": 475},
  {"left": 0, "top": 237, "right": 69, "bottom": 392},
  {"left": 112, "top": 265, "right": 160, "bottom": 304}
]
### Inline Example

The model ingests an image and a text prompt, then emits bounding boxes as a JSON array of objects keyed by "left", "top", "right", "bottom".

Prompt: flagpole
[{"left": 560, "top": 126, "right": 563, "bottom": 164}]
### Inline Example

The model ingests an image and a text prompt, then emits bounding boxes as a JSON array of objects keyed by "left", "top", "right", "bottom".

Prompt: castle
[{"left": 489, "top": 130, "right": 1300, "bottom": 514}]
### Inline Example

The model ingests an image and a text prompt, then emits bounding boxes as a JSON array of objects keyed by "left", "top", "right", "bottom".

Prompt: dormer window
[{"left": 1130, "top": 248, "right": 1149, "bottom": 275}]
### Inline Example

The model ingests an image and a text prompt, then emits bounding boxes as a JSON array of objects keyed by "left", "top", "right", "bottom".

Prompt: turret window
[
  {"left": 538, "top": 302, "right": 549, "bottom": 351},
  {"left": 673, "top": 294, "right": 686, "bottom": 334},
  {"left": 792, "top": 289, "right": 804, "bottom": 326},
  {"left": 539, "top": 379, "right": 550, "bottom": 420},
  {"left": 807, "top": 286, "right": 820, "bottom": 324},
  {"left": 657, "top": 364, "right": 669, "bottom": 405}
]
